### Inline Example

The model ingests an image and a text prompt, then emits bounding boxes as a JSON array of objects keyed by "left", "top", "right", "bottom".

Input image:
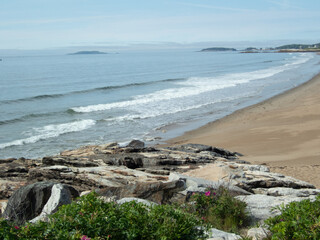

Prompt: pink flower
[
  {"left": 213, "top": 192, "right": 216, "bottom": 196},
  {"left": 14, "top": 226, "right": 19, "bottom": 230},
  {"left": 81, "top": 235, "right": 91, "bottom": 240},
  {"left": 205, "top": 191, "right": 211, "bottom": 196}
]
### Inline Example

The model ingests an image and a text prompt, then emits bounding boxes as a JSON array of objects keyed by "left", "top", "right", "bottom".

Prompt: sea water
[{"left": 1, "top": 50, "right": 320, "bottom": 158}]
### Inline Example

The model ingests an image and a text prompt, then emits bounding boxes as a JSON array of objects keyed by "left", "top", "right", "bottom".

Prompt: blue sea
[{"left": 1, "top": 50, "right": 320, "bottom": 159}]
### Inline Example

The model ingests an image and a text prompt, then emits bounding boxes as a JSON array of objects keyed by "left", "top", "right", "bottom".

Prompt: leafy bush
[
  {"left": 0, "top": 192, "right": 208, "bottom": 240},
  {"left": 265, "top": 196, "right": 320, "bottom": 240},
  {"left": 187, "top": 186, "right": 248, "bottom": 233},
  {"left": 0, "top": 219, "right": 20, "bottom": 240}
]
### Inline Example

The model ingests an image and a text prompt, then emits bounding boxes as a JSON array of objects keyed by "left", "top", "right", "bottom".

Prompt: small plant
[
  {"left": 188, "top": 186, "right": 248, "bottom": 233},
  {"left": 265, "top": 195, "right": 320, "bottom": 240}
]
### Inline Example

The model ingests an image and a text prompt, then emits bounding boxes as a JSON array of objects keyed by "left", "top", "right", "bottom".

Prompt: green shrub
[
  {"left": 0, "top": 192, "right": 208, "bottom": 240},
  {"left": 0, "top": 218, "right": 20, "bottom": 240},
  {"left": 187, "top": 186, "right": 248, "bottom": 233},
  {"left": 265, "top": 195, "right": 320, "bottom": 240}
]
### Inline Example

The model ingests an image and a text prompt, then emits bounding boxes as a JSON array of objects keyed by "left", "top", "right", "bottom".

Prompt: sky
[{"left": 1, "top": 0, "right": 320, "bottom": 50}]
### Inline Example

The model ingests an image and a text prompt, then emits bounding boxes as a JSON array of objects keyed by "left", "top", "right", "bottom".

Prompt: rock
[
  {"left": 0, "top": 161, "right": 29, "bottom": 178},
  {"left": 0, "top": 200, "right": 7, "bottom": 215},
  {"left": 167, "top": 144, "right": 240, "bottom": 160},
  {"left": 236, "top": 194, "right": 317, "bottom": 223},
  {"left": 60, "top": 145, "right": 98, "bottom": 157},
  {"left": 103, "top": 153, "right": 144, "bottom": 169},
  {"left": 207, "top": 228, "right": 241, "bottom": 240},
  {"left": 168, "top": 144, "right": 213, "bottom": 153},
  {"left": 127, "top": 140, "right": 145, "bottom": 149},
  {"left": 204, "top": 160, "right": 315, "bottom": 192},
  {"left": 0, "top": 179, "right": 28, "bottom": 199},
  {"left": 3, "top": 182, "right": 78, "bottom": 224},
  {"left": 253, "top": 187, "right": 320, "bottom": 197},
  {"left": 174, "top": 174, "right": 252, "bottom": 197},
  {"left": 99, "top": 142, "right": 119, "bottom": 150},
  {"left": 238, "top": 170, "right": 315, "bottom": 190},
  {"left": 97, "top": 173, "right": 186, "bottom": 204},
  {"left": 116, "top": 197, "right": 158, "bottom": 207},
  {"left": 212, "top": 147, "right": 239, "bottom": 159},
  {"left": 30, "top": 183, "right": 75, "bottom": 223},
  {"left": 42, "top": 157, "right": 98, "bottom": 167},
  {"left": 247, "top": 227, "right": 270, "bottom": 240}
]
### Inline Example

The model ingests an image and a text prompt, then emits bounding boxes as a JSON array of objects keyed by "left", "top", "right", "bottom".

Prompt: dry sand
[{"left": 167, "top": 73, "right": 320, "bottom": 188}]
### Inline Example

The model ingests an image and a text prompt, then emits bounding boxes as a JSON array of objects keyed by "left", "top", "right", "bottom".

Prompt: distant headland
[
  {"left": 201, "top": 42, "right": 320, "bottom": 53},
  {"left": 68, "top": 51, "right": 107, "bottom": 55},
  {"left": 201, "top": 47, "right": 237, "bottom": 52}
]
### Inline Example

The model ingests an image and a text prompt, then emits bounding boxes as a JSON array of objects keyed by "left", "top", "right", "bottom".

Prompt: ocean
[{"left": 1, "top": 50, "right": 320, "bottom": 159}]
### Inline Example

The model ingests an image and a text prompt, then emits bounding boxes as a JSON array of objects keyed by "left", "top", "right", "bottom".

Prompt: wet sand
[{"left": 167, "top": 73, "right": 320, "bottom": 188}]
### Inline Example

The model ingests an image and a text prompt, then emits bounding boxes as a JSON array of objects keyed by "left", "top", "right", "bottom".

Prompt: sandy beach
[{"left": 168, "top": 72, "right": 320, "bottom": 188}]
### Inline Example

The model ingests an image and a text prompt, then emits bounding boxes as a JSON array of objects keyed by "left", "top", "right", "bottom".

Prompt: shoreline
[{"left": 166, "top": 72, "right": 320, "bottom": 188}]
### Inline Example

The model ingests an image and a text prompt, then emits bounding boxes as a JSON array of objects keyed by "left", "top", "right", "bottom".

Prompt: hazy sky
[{"left": 1, "top": 0, "right": 320, "bottom": 49}]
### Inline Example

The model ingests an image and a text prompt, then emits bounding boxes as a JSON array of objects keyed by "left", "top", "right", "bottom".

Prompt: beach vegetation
[
  {"left": 265, "top": 195, "right": 320, "bottom": 240},
  {"left": 0, "top": 192, "right": 208, "bottom": 240},
  {"left": 0, "top": 187, "right": 253, "bottom": 239},
  {"left": 182, "top": 186, "right": 249, "bottom": 234}
]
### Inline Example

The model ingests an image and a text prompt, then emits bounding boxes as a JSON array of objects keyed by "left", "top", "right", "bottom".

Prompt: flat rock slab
[{"left": 236, "top": 194, "right": 317, "bottom": 223}]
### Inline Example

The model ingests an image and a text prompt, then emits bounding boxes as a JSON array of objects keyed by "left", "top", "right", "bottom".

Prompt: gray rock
[
  {"left": 236, "top": 194, "right": 317, "bottom": 223},
  {"left": 174, "top": 173, "right": 252, "bottom": 197},
  {"left": 168, "top": 144, "right": 213, "bottom": 153},
  {"left": 30, "top": 183, "right": 74, "bottom": 223},
  {"left": 103, "top": 153, "right": 144, "bottom": 169},
  {"left": 42, "top": 157, "right": 98, "bottom": 167},
  {"left": 254, "top": 187, "right": 320, "bottom": 197},
  {"left": 3, "top": 182, "right": 78, "bottom": 224},
  {"left": 247, "top": 227, "right": 270, "bottom": 240},
  {"left": 127, "top": 140, "right": 145, "bottom": 149},
  {"left": 207, "top": 228, "right": 241, "bottom": 240},
  {"left": 240, "top": 170, "right": 315, "bottom": 189}
]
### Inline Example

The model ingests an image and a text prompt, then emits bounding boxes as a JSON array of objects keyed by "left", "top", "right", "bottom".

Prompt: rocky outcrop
[
  {"left": 1, "top": 141, "right": 319, "bottom": 235},
  {"left": 204, "top": 160, "right": 315, "bottom": 193},
  {"left": 3, "top": 182, "right": 78, "bottom": 224}
]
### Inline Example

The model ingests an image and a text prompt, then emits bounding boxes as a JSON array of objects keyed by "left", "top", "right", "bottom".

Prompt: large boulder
[
  {"left": 30, "top": 183, "right": 75, "bottom": 223},
  {"left": 236, "top": 194, "right": 318, "bottom": 223},
  {"left": 3, "top": 182, "right": 78, "bottom": 224}
]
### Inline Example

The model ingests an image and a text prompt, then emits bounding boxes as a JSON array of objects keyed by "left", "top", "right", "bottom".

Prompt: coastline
[{"left": 166, "top": 72, "right": 320, "bottom": 188}]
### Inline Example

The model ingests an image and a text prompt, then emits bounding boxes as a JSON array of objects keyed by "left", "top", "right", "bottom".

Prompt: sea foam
[
  {"left": 0, "top": 119, "right": 96, "bottom": 149},
  {"left": 71, "top": 53, "right": 312, "bottom": 114}
]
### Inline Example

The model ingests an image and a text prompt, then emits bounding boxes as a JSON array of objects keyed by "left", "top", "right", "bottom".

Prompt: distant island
[
  {"left": 201, "top": 47, "right": 237, "bottom": 52},
  {"left": 68, "top": 51, "right": 107, "bottom": 55}
]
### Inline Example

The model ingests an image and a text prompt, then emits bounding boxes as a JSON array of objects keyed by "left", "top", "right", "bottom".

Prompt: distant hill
[
  {"left": 275, "top": 43, "right": 320, "bottom": 50},
  {"left": 68, "top": 51, "right": 107, "bottom": 55},
  {"left": 201, "top": 47, "right": 237, "bottom": 52}
]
